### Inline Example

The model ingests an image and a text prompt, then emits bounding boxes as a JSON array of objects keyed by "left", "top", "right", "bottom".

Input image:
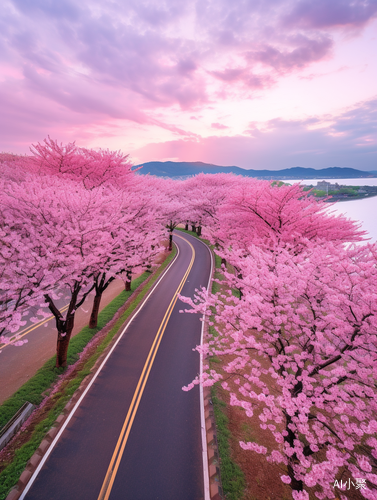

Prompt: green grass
[
  {"left": 0, "top": 381, "right": 83, "bottom": 498},
  {"left": 212, "top": 389, "right": 246, "bottom": 500},
  {"left": 194, "top": 238, "right": 245, "bottom": 498},
  {"left": 175, "top": 228, "right": 198, "bottom": 236},
  {"left": 0, "top": 247, "right": 177, "bottom": 500},
  {"left": 175, "top": 227, "right": 211, "bottom": 246}
]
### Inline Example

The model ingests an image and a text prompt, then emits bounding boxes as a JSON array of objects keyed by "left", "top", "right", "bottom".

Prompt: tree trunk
[
  {"left": 89, "top": 273, "right": 115, "bottom": 329},
  {"left": 287, "top": 463, "right": 303, "bottom": 492},
  {"left": 191, "top": 224, "right": 196, "bottom": 232},
  {"left": 45, "top": 292, "right": 76, "bottom": 368},
  {"left": 236, "top": 270, "right": 243, "bottom": 299},
  {"left": 284, "top": 413, "right": 304, "bottom": 493},
  {"left": 55, "top": 311, "right": 75, "bottom": 368},
  {"left": 56, "top": 326, "right": 73, "bottom": 368},
  {"left": 185, "top": 221, "right": 189, "bottom": 230},
  {"left": 89, "top": 291, "right": 102, "bottom": 329},
  {"left": 45, "top": 281, "right": 95, "bottom": 369},
  {"left": 168, "top": 233, "right": 173, "bottom": 251},
  {"left": 125, "top": 269, "right": 132, "bottom": 291},
  {"left": 221, "top": 257, "right": 227, "bottom": 267},
  {"left": 197, "top": 226, "right": 202, "bottom": 237}
]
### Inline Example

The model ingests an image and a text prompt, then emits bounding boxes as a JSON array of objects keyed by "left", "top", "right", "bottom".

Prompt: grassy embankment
[
  {"left": 0, "top": 246, "right": 176, "bottom": 500},
  {"left": 302, "top": 185, "right": 377, "bottom": 201}
]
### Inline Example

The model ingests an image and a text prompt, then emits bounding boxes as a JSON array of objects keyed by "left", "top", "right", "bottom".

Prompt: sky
[{"left": 1, "top": 0, "right": 376, "bottom": 171}]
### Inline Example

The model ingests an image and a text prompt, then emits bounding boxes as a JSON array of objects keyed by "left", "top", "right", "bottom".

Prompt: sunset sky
[{"left": 1, "top": 0, "right": 376, "bottom": 170}]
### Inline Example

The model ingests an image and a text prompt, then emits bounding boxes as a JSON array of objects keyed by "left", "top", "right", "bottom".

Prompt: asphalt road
[{"left": 21, "top": 231, "right": 212, "bottom": 500}]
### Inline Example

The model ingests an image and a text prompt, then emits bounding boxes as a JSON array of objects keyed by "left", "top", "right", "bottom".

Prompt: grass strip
[
  {"left": 211, "top": 389, "right": 246, "bottom": 500},
  {"left": 0, "top": 247, "right": 177, "bottom": 500},
  {"left": 175, "top": 227, "right": 208, "bottom": 242},
  {"left": 210, "top": 253, "right": 246, "bottom": 498}
]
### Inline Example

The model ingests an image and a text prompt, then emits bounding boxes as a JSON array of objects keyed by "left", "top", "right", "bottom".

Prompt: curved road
[{"left": 21, "top": 231, "right": 212, "bottom": 500}]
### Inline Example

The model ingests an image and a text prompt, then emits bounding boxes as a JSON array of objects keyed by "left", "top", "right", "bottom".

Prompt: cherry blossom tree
[
  {"left": 1, "top": 172, "right": 124, "bottom": 367},
  {"left": 183, "top": 173, "right": 238, "bottom": 237},
  {"left": 0, "top": 173, "right": 49, "bottom": 348},
  {"left": 211, "top": 178, "right": 365, "bottom": 254},
  {"left": 1, "top": 139, "right": 170, "bottom": 362},
  {"left": 29, "top": 137, "right": 137, "bottom": 189},
  {"left": 183, "top": 241, "right": 377, "bottom": 500},
  {"left": 158, "top": 178, "right": 186, "bottom": 250},
  {"left": 0, "top": 229, "right": 41, "bottom": 350},
  {"left": 87, "top": 185, "right": 165, "bottom": 328}
]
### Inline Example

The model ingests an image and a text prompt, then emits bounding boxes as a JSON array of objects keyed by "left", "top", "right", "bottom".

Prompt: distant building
[{"left": 316, "top": 181, "right": 341, "bottom": 191}]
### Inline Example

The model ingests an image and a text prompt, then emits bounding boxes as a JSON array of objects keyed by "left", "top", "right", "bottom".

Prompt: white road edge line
[
  {"left": 191, "top": 234, "right": 213, "bottom": 500},
  {"left": 19, "top": 243, "right": 180, "bottom": 500}
]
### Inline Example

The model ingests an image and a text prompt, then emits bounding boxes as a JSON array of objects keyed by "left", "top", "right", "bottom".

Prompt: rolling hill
[{"left": 134, "top": 161, "right": 376, "bottom": 179}]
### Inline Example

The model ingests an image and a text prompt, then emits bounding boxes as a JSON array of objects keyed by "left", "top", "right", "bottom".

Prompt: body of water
[
  {"left": 286, "top": 179, "right": 377, "bottom": 242},
  {"left": 331, "top": 197, "right": 377, "bottom": 242}
]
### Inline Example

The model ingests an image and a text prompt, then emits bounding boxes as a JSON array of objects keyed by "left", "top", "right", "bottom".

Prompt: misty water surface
[{"left": 287, "top": 178, "right": 377, "bottom": 242}]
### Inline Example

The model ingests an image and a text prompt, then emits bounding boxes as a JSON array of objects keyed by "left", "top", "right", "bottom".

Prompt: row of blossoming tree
[
  {"left": 1, "top": 139, "right": 376, "bottom": 499},
  {"left": 0, "top": 139, "right": 173, "bottom": 366},
  {"left": 181, "top": 177, "right": 377, "bottom": 499}
]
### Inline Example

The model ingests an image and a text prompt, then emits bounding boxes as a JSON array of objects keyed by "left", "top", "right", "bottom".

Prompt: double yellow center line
[{"left": 97, "top": 236, "right": 195, "bottom": 500}]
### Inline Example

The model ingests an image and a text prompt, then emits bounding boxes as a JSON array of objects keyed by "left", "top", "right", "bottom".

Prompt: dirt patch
[
  {"left": 212, "top": 352, "right": 292, "bottom": 500},
  {"left": 227, "top": 404, "right": 290, "bottom": 500},
  {"left": 211, "top": 349, "right": 368, "bottom": 500}
]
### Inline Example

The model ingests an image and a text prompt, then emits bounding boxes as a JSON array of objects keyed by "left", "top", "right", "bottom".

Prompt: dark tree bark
[
  {"left": 125, "top": 269, "right": 132, "bottom": 291},
  {"left": 197, "top": 225, "right": 202, "bottom": 237},
  {"left": 191, "top": 224, "right": 196, "bottom": 232},
  {"left": 55, "top": 321, "right": 74, "bottom": 368},
  {"left": 45, "top": 281, "right": 94, "bottom": 368},
  {"left": 287, "top": 463, "right": 303, "bottom": 492},
  {"left": 89, "top": 273, "right": 115, "bottom": 328},
  {"left": 185, "top": 221, "right": 189, "bottom": 230},
  {"left": 89, "top": 292, "right": 102, "bottom": 329},
  {"left": 166, "top": 220, "right": 176, "bottom": 251},
  {"left": 168, "top": 232, "right": 173, "bottom": 251},
  {"left": 235, "top": 267, "right": 243, "bottom": 299},
  {"left": 284, "top": 413, "right": 304, "bottom": 493}
]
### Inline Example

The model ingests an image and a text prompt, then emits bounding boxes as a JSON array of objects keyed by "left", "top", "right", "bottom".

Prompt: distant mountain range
[{"left": 134, "top": 161, "right": 377, "bottom": 180}]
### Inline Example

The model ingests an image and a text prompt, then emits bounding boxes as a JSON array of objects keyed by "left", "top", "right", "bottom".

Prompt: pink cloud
[
  {"left": 4, "top": 0, "right": 373, "bottom": 118},
  {"left": 247, "top": 35, "right": 333, "bottom": 71},
  {"left": 0, "top": 0, "right": 376, "bottom": 158},
  {"left": 209, "top": 67, "right": 274, "bottom": 89},
  {"left": 132, "top": 98, "right": 377, "bottom": 170},
  {"left": 211, "top": 123, "right": 229, "bottom": 130},
  {"left": 282, "top": 0, "right": 377, "bottom": 29}
]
